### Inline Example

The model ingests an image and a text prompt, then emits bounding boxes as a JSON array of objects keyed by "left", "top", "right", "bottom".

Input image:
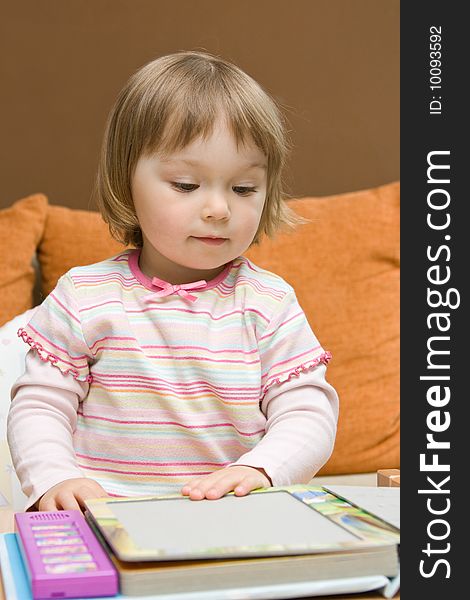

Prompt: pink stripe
[
  {"left": 258, "top": 311, "right": 303, "bottom": 341},
  {"left": 89, "top": 385, "right": 257, "bottom": 400},
  {"left": 218, "top": 282, "right": 283, "bottom": 300},
  {"left": 76, "top": 280, "right": 143, "bottom": 290},
  {"left": 89, "top": 383, "right": 257, "bottom": 398},
  {"left": 78, "top": 463, "right": 214, "bottom": 477},
  {"left": 81, "top": 304, "right": 271, "bottom": 324},
  {"left": 239, "top": 259, "right": 262, "bottom": 274},
  {"left": 123, "top": 304, "right": 272, "bottom": 323},
  {"left": 88, "top": 386, "right": 255, "bottom": 396},
  {"left": 111, "top": 252, "right": 131, "bottom": 262},
  {"left": 76, "top": 411, "right": 264, "bottom": 436},
  {"left": 89, "top": 337, "right": 258, "bottom": 355},
  {"left": 141, "top": 344, "right": 259, "bottom": 355},
  {"left": 81, "top": 300, "right": 125, "bottom": 313},
  {"left": 90, "top": 372, "right": 257, "bottom": 391},
  {"left": 75, "top": 453, "right": 229, "bottom": 467},
  {"left": 89, "top": 335, "right": 138, "bottom": 351},
  {"left": 50, "top": 293, "right": 80, "bottom": 324},
  {"left": 90, "top": 348, "right": 260, "bottom": 365},
  {"left": 75, "top": 432, "right": 250, "bottom": 453},
  {"left": 219, "top": 276, "right": 285, "bottom": 299},
  {"left": 90, "top": 345, "right": 143, "bottom": 354},
  {"left": 73, "top": 272, "right": 135, "bottom": 282}
]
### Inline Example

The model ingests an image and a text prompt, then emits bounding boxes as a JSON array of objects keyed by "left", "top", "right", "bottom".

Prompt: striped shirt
[{"left": 18, "top": 249, "right": 331, "bottom": 498}]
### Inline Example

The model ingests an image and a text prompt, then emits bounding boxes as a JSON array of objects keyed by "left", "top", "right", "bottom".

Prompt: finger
[
  {"left": 39, "top": 497, "right": 58, "bottom": 512},
  {"left": 82, "top": 482, "right": 110, "bottom": 499},
  {"left": 181, "top": 476, "right": 208, "bottom": 496},
  {"left": 234, "top": 474, "right": 267, "bottom": 496},
  {"left": 186, "top": 469, "right": 254, "bottom": 500},
  {"left": 197, "top": 472, "right": 246, "bottom": 500},
  {"left": 56, "top": 492, "right": 82, "bottom": 512},
  {"left": 75, "top": 487, "right": 108, "bottom": 509},
  {"left": 181, "top": 478, "right": 202, "bottom": 495},
  {"left": 91, "top": 482, "right": 110, "bottom": 496},
  {"left": 187, "top": 473, "right": 228, "bottom": 499}
]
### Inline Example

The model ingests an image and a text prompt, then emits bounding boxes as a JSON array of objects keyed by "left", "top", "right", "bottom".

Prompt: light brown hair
[{"left": 94, "top": 50, "right": 304, "bottom": 247}]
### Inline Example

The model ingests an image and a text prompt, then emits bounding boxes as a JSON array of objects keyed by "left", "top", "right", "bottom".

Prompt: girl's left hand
[{"left": 181, "top": 466, "right": 271, "bottom": 500}]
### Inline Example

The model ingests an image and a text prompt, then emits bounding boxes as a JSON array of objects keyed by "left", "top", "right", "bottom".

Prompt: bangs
[
  {"left": 148, "top": 95, "right": 256, "bottom": 158},
  {"left": 133, "top": 56, "right": 284, "bottom": 163}
]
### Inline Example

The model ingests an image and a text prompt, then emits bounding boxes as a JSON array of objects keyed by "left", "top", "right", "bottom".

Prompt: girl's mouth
[{"left": 193, "top": 237, "right": 227, "bottom": 246}]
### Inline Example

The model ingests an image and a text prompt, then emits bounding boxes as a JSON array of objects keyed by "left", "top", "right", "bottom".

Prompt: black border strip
[{"left": 401, "top": 2, "right": 466, "bottom": 595}]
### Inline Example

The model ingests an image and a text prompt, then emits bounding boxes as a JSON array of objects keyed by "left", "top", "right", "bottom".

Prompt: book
[
  {"left": 104, "top": 544, "right": 398, "bottom": 597},
  {"left": 322, "top": 486, "right": 400, "bottom": 530},
  {"left": 0, "top": 532, "right": 398, "bottom": 599},
  {"left": 83, "top": 485, "right": 400, "bottom": 597}
]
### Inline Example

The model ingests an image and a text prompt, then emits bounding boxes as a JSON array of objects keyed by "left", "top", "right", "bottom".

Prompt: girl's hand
[
  {"left": 181, "top": 466, "right": 271, "bottom": 500},
  {"left": 37, "top": 478, "right": 110, "bottom": 512}
]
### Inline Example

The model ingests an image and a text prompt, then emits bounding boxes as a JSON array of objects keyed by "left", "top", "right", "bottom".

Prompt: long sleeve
[
  {"left": 229, "top": 365, "right": 339, "bottom": 485},
  {"left": 7, "top": 350, "right": 89, "bottom": 510}
]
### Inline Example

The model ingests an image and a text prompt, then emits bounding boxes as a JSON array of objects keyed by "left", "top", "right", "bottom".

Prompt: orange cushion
[
  {"left": 39, "top": 205, "right": 127, "bottom": 297},
  {"left": 246, "top": 181, "right": 400, "bottom": 475},
  {"left": 0, "top": 194, "right": 48, "bottom": 326}
]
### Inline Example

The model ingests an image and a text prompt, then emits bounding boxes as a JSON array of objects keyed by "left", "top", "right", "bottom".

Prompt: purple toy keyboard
[{"left": 14, "top": 510, "right": 118, "bottom": 599}]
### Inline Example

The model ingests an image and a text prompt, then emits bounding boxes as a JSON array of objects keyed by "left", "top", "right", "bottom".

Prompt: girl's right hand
[{"left": 37, "top": 478, "right": 110, "bottom": 512}]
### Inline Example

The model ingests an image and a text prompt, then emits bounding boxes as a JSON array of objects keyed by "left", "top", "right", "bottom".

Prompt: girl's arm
[
  {"left": 7, "top": 350, "right": 90, "bottom": 510},
  {"left": 228, "top": 364, "right": 339, "bottom": 485},
  {"left": 181, "top": 365, "right": 339, "bottom": 499}
]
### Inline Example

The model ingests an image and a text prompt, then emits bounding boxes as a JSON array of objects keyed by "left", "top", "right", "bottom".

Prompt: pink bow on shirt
[{"left": 145, "top": 277, "right": 207, "bottom": 303}]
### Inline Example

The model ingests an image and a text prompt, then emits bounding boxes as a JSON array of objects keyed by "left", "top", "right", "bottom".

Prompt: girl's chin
[
  {"left": 184, "top": 262, "right": 229, "bottom": 275},
  {"left": 171, "top": 256, "right": 229, "bottom": 273}
]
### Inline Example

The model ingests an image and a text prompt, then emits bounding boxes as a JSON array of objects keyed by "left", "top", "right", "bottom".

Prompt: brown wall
[{"left": 1, "top": 0, "right": 399, "bottom": 210}]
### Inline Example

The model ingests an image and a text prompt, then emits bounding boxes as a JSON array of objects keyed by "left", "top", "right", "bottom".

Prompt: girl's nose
[{"left": 201, "top": 193, "right": 231, "bottom": 220}]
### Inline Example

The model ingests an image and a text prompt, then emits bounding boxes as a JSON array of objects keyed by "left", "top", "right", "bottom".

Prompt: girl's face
[{"left": 131, "top": 117, "right": 268, "bottom": 284}]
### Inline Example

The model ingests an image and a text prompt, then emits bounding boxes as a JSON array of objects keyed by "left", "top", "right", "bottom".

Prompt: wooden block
[{"left": 377, "top": 469, "right": 400, "bottom": 487}]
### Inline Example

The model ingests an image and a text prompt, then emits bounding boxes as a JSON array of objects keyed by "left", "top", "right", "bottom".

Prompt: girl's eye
[
  {"left": 171, "top": 183, "right": 258, "bottom": 195},
  {"left": 172, "top": 182, "right": 199, "bottom": 192},
  {"left": 233, "top": 187, "right": 258, "bottom": 196}
]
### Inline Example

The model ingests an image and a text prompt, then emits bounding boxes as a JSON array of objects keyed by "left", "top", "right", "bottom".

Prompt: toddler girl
[{"left": 8, "top": 51, "right": 338, "bottom": 512}]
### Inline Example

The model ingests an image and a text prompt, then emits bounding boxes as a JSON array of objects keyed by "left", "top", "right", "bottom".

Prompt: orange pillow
[
  {"left": 0, "top": 194, "right": 48, "bottom": 326},
  {"left": 246, "top": 181, "right": 400, "bottom": 475},
  {"left": 38, "top": 205, "right": 128, "bottom": 297}
]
